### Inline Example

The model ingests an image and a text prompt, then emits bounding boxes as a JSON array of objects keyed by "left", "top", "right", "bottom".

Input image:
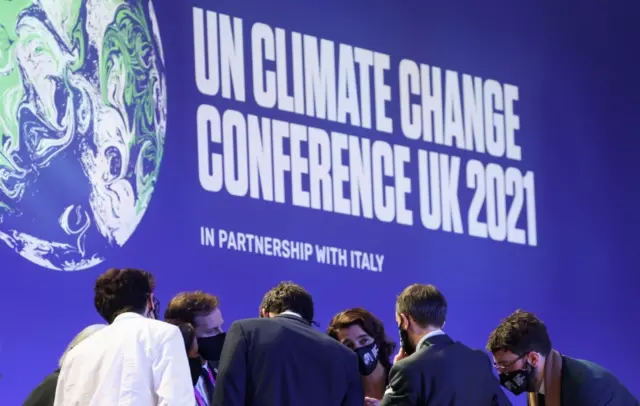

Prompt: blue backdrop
[{"left": 1, "top": 0, "right": 639, "bottom": 404}]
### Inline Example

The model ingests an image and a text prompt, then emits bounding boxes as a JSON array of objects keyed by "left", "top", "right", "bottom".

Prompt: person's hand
[
  {"left": 393, "top": 348, "right": 408, "bottom": 363},
  {"left": 364, "top": 397, "right": 380, "bottom": 406}
]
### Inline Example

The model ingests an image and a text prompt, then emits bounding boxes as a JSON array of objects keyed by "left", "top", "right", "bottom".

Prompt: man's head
[
  {"left": 259, "top": 281, "right": 314, "bottom": 323},
  {"left": 164, "top": 291, "right": 225, "bottom": 363},
  {"left": 94, "top": 268, "right": 157, "bottom": 323},
  {"left": 164, "top": 291, "right": 223, "bottom": 338},
  {"left": 486, "top": 309, "right": 552, "bottom": 395},
  {"left": 395, "top": 284, "right": 447, "bottom": 354}
]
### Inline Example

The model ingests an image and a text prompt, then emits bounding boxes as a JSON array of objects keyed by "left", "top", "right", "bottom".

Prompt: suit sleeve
[
  {"left": 24, "top": 373, "right": 58, "bottom": 406},
  {"left": 481, "top": 353, "right": 512, "bottom": 406},
  {"left": 380, "top": 361, "right": 421, "bottom": 406},
  {"left": 153, "top": 326, "right": 195, "bottom": 406},
  {"left": 212, "top": 321, "right": 248, "bottom": 406},
  {"left": 491, "top": 381, "right": 512, "bottom": 405},
  {"left": 341, "top": 351, "right": 365, "bottom": 406}
]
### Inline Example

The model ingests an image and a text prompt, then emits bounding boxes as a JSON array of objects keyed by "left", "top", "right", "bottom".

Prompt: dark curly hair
[
  {"left": 327, "top": 308, "right": 396, "bottom": 374},
  {"left": 486, "top": 309, "right": 552, "bottom": 357},
  {"left": 260, "top": 281, "right": 314, "bottom": 323},
  {"left": 94, "top": 268, "right": 155, "bottom": 323}
]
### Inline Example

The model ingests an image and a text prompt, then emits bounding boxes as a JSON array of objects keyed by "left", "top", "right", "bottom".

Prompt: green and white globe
[{"left": 0, "top": 0, "right": 166, "bottom": 271}]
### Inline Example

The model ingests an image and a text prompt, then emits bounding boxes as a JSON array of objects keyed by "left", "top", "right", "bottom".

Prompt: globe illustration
[{"left": 0, "top": 0, "right": 167, "bottom": 271}]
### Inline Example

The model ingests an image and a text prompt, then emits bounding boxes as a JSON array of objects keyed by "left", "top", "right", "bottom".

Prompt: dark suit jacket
[
  {"left": 530, "top": 355, "right": 639, "bottom": 406},
  {"left": 23, "top": 370, "right": 59, "bottom": 406},
  {"left": 211, "top": 314, "right": 364, "bottom": 406},
  {"left": 380, "top": 334, "right": 511, "bottom": 406}
]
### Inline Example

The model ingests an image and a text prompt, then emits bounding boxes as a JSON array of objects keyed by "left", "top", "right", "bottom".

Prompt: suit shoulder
[
  {"left": 564, "top": 356, "right": 633, "bottom": 388},
  {"left": 321, "top": 332, "right": 357, "bottom": 355},
  {"left": 562, "top": 356, "right": 637, "bottom": 401},
  {"left": 564, "top": 356, "right": 614, "bottom": 380},
  {"left": 471, "top": 348, "right": 493, "bottom": 363},
  {"left": 229, "top": 317, "right": 262, "bottom": 330},
  {"left": 391, "top": 353, "right": 422, "bottom": 373}
]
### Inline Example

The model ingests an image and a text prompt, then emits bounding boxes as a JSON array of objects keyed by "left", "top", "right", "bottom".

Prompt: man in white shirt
[{"left": 54, "top": 268, "right": 194, "bottom": 406}]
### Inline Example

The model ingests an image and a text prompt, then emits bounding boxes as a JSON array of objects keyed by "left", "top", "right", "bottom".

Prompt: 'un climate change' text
[{"left": 192, "top": 8, "right": 537, "bottom": 247}]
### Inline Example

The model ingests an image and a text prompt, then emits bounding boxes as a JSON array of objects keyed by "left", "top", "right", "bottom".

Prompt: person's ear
[
  {"left": 259, "top": 308, "right": 266, "bottom": 318},
  {"left": 528, "top": 352, "right": 542, "bottom": 368},
  {"left": 398, "top": 313, "right": 409, "bottom": 330}
]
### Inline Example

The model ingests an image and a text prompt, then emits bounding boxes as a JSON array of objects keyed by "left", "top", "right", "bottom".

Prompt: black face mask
[
  {"left": 355, "top": 342, "right": 379, "bottom": 376},
  {"left": 499, "top": 362, "right": 537, "bottom": 395},
  {"left": 188, "top": 357, "right": 202, "bottom": 386},
  {"left": 197, "top": 333, "right": 226, "bottom": 362},
  {"left": 398, "top": 326, "right": 415, "bottom": 355}
]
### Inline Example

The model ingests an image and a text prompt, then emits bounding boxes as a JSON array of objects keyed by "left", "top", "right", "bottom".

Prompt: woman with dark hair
[
  {"left": 165, "top": 320, "right": 205, "bottom": 390},
  {"left": 327, "top": 308, "right": 395, "bottom": 402}
]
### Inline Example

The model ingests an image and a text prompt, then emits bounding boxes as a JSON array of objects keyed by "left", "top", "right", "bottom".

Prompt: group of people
[{"left": 25, "top": 268, "right": 637, "bottom": 406}]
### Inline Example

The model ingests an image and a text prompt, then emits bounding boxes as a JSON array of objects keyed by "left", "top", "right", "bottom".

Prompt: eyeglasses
[{"left": 493, "top": 353, "right": 527, "bottom": 371}]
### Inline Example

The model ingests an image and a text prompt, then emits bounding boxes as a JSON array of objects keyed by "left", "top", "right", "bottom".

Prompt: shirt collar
[
  {"left": 416, "top": 329, "right": 445, "bottom": 349},
  {"left": 113, "top": 312, "right": 144, "bottom": 323},
  {"left": 539, "top": 380, "right": 545, "bottom": 394},
  {"left": 280, "top": 310, "right": 302, "bottom": 318}
]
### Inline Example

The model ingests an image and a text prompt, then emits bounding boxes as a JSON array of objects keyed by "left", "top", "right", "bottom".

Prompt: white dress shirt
[
  {"left": 54, "top": 312, "right": 194, "bottom": 406},
  {"left": 280, "top": 311, "right": 302, "bottom": 318}
]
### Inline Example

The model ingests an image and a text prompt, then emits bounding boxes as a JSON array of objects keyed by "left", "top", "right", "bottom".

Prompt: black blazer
[
  {"left": 380, "top": 334, "right": 511, "bottom": 406},
  {"left": 530, "top": 355, "right": 639, "bottom": 406},
  {"left": 23, "top": 370, "right": 59, "bottom": 406},
  {"left": 212, "top": 314, "right": 364, "bottom": 406}
]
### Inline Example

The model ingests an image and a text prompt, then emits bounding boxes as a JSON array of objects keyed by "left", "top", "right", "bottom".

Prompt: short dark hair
[
  {"left": 327, "top": 308, "right": 396, "bottom": 373},
  {"left": 486, "top": 309, "right": 552, "bottom": 356},
  {"left": 94, "top": 268, "right": 155, "bottom": 323},
  {"left": 260, "top": 281, "right": 314, "bottom": 322},
  {"left": 165, "top": 319, "right": 196, "bottom": 353},
  {"left": 164, "top": 291, "right": 219, "bottom": 327},
  {"left": 396, "top": 284, "right": 447, "bottom": 328}
]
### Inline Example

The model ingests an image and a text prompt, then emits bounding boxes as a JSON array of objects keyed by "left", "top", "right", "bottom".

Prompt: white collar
[
  {"left": 112, "top": 312, "right": 144, "bottom": 323},
  {"left": 539, "top": 380, "right": 545, "bottom": 395},
  {"left": 280, "top": 311, "right": 302, "bottom": 318},
  {"left": 416, "top": 329, "right": 445, "bottom": 349}
]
